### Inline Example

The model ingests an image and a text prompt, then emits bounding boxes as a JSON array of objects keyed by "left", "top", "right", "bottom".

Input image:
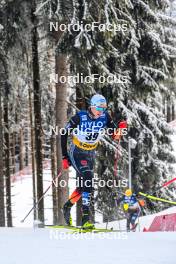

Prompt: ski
[
  {"left": 71, "top": 228, "right": 117, "bottom": 234},
  {"left": 45, "top": 225, "right": 122, "bottom": 233},
  {"left": 70, "top": 227, "right": 122, "bottom": 234},
  {"left": 45, "top": 225, "right": 80, "bottom": 231}
]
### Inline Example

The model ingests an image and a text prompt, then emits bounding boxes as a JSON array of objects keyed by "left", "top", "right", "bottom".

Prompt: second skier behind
[{"left": 116, "top": 189, "right": 145, "bottom": 231}]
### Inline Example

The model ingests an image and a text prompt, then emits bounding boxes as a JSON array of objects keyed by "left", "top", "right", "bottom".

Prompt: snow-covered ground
[{"left": 0, "top": 228, "right": 176, "bottom": 264}]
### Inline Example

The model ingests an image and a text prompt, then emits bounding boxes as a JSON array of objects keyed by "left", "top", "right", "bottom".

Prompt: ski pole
[
  {"left": 161, "top": 177, "right": 176, "bottom": 188},
  {"left": 150, "top": 178, "right": 176, "bottom": 196},
  {"left": 138, "top": 177, "right": 176, "bottom": 199},
  {"left": 21, "top": 170, "right": 62, "bottom": 223},
  {"left": 114, "top": 139, "right": 121, "bottom": 179}
]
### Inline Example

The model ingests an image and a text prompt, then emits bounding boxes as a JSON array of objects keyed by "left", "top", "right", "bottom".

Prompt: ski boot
[
  {"left": 127, "top": 225, "right": 130, "bottom": 232},
  {"left": 126, "top": 219, "right": 131, "bottom": 232},
  {"left": 131, "top": 223, "right": 137, "bottom": 232},
  {"left": 82, "top": 213, "right": 94, "bottom": 230},
  {"left": 63, "top": 200, "right": 73, "bottom": 226}
]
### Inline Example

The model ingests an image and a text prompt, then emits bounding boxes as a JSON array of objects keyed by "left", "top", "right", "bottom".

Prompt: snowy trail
[{"left": 0, "top": 228, "right": 175, "bottom": 264}]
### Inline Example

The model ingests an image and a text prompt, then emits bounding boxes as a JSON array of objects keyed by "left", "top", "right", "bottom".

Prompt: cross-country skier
[
  {"left": 116, "top": 189, "right": 144, "bottom": 231},
  {"left": 61, "top": 94, "right": 127, "bottom": 229}
]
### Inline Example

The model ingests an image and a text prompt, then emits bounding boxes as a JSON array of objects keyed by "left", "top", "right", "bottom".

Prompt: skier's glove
[
  {"left": 113, "top": 120, "right": 127, "bottom": 141},
  {"left": 62, "top": 157, "right": 71, "bottom": 170},
  {"left": 138, "top": 199, "right": 145, "bottom": 207},
  {"left": 118, "top": 120, "right": 127, "bottom": 129}
]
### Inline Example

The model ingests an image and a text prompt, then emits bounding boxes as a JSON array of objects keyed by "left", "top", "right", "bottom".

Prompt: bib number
[{"left": 85, "top": 132, "right": 99, "bottom": 141}]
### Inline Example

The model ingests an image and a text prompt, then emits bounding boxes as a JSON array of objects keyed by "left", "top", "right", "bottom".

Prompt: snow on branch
[
  {"left": 137, "top": 67, "right": 159, "bottom": 89},
  {"left": 82, "top": 0, "right": 88, "bottom": 20},
  {"left": 74, "top": 31, "right": 93, "bottom": 50},
  {"left": 124, "top": 0, "right": 134, "bottom": 9},
  {"left": 139, "top": 66, "right": 167, "bottom": 80},
  {"left": 162, "top": 43, "right": 176, "bottom": 54},
  {"left": 158, "top": 13, "right": 176, "bottom": 26},
  {"left": 34, "top": 0, "right": 50, "bottom": 15},
  {"left": 133, "top": 101, "right": 163, "bottom": 140},
  {"left": 146, "top": 31, "right": 170, "bottom": 58},
  {"left": 0, "top": 24, "right": 4, "bottom": 31},
  {"left": 136, "top": 0, "right": 158, "bottom": 22}
]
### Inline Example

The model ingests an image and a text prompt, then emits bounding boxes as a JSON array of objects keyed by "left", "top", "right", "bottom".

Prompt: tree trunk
[
  {"left": 24, "top": 127, "right": 29, "bottom": 167},
  {"left": 172, "top": 103, "right": 175, "bottom": 121},
  {"left": 162, "top": 96, "right": 166, "bottom": 116},
  {"left": 19, "top": 128, "right": 24, "bottom": 171},
  {"left": 29, "top": 86, "right": 37, "bottom": 221},
  {"left": 0, "top": 82, "right": 5, "bottom": 226},
  {"left": 11, "top": 132, "right": 16, "bottom": 175},
  {"left": 50, "top": 133, "right": 58, "bottom": 225},
  {"left": 55, "top": 54, "right": 69, "bottom": 225},
  {"left": 47, "top": 49, "right": 58, "bottom": 224},
  {"left": 167, "top": 96, "right": 171, "bottom": 122},
  {"left": 4, "top": 100, "right": 12, "bottom": 227},
  {"left": 31, "top": 0, "right": 44, "bottom": 224}
]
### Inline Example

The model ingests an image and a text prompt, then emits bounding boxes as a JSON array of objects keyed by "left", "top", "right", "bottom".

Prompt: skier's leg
[
  {"left": 82, "top": 191, "right": 93, "bottom": 227},
  {"left": 63, "top": 201, "right": 73, "bottom": 225},
  {"left": 63, "top": 144, "right": 82, "bottom": 225},
  {"left": 130, "top": 210, "right": 139, "bottom": 230},
  {"left": 81, "top": 171, "right": 94, "bottom": 228},
  {"left": 63, "top": 188, "right": 82, "bottom": 225},
  {"left": 126, "top": 213, "right": 131, "bottom": 231},
  {"left": 67, "top": 144, "right": 95, "bottom": 228},
  {"left": 131, "top": 212, "right": 137, "bottom": 224},
  {"left": 69, "top": 188, "right": 82, "bottom": 204},
  {"left": 72, "top": 148, "right": 95, "bottom": 228}
]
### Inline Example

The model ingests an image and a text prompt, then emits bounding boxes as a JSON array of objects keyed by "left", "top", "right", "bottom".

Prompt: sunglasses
[{"left": 95, "top": 107, "right": 107, "bottom": 112}]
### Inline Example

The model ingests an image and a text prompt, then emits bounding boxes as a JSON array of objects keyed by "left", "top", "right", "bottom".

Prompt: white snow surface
[{"left": 0, "top": 227, "right": 176, "bottom": 264}]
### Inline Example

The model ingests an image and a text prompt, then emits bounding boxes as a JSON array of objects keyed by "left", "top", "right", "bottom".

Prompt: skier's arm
[
  {"left": 106, "top": 112, "right": 127, "bottom": 140},
  {"left": 116, "top": 196, "right": 124, "bottom": 205},
  {"left": 61, "top": 113, "right": 80, "bottom": 165},
  {"left": 106, "top": 112, "right": 117, "bottom": 132}
]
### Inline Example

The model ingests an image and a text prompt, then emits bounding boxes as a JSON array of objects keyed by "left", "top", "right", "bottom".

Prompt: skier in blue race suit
[
  {"left": 61, "top": 94, "right": 127, "bottom": 229},
  {"left": 116, "top": 189, "right": 144, "bottom": 231}
]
